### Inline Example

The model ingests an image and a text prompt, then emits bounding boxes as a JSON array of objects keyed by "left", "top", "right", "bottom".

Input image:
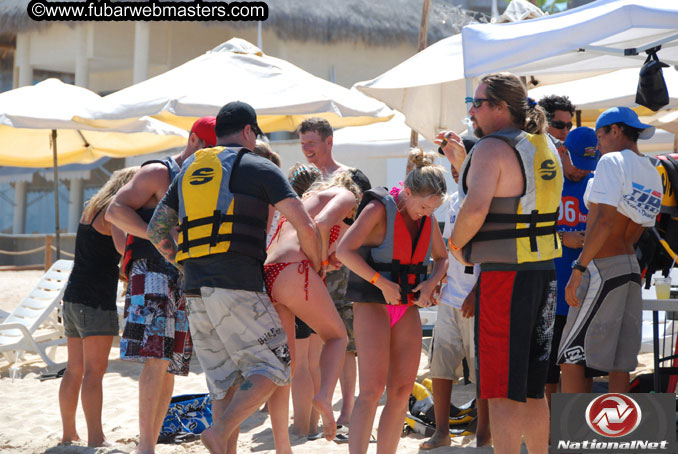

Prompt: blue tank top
[{"left": 554, "top": 173, "right": 592, "bottom": 316}]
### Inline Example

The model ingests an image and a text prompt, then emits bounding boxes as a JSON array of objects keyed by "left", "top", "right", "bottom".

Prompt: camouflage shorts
[
  {"left": 326, "top": 267, "right": 355, "bottom": 353},
  {"left": 185, "top": 288, "right": 291, "bottom": 400}
]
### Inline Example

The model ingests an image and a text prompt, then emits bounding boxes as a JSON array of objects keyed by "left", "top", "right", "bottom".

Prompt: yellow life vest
[
  {"left": 459, "top": 129, "right": 563, "bottom": 264},
  {"left": 175, "top": 146, "right": 268, "bottom": 263}
]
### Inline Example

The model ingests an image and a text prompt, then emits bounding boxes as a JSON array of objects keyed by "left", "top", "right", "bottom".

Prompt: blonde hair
[
  {"left": 404, "top": 148, "right": 447, "bottom": 197},
  {"left": 308, "top": 169, "right": 362, "bottom": 218},
  {"left": 481, "top": 72, "right": 547, "bottom": 135},
  {"left": 82, "top": 166, "right": 139, "bottom": 220},
  {"left": 252, "top": 140, "right": 282, "bottom": 168},
  {"left": 288, "top": 162, "right": 322, "bottom": 197}
]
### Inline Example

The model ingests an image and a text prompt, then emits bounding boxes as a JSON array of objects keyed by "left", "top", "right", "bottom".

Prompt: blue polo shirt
[{"left": 554, "top": 173, "right": 593, "bottom": 316}]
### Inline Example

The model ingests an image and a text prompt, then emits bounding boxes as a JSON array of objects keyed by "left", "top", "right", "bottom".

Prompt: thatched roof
[{"left": 0, "top": 0, "right": 485, "bottom": 45}]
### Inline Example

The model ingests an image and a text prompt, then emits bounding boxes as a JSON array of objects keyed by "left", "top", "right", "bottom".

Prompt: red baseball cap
[{"left": 190, "top": 116, "right": 217, "bottom": 147}]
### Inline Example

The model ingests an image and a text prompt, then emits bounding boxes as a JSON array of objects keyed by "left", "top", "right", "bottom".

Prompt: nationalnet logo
[
  {"left": 586, "top": 393, "right": 641, "bottom": 437},
  {"left": 556, "top": 393, "right": 671, "bottom": 451}
]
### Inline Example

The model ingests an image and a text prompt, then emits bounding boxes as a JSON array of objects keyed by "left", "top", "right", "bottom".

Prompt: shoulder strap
[
  {"left": 89, "top": 207, "right": 106, "bottom": 225},
  {"left": 355, "top": 187, "right": 390, "bottom": 220}
]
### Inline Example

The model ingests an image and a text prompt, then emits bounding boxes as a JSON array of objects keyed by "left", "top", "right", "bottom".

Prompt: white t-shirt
[
  {"left": 584, "top": 149, "right": 662, "bottom": 227},
  {"left": 441, "top": 192, "right": 479, "bottom": 309}
]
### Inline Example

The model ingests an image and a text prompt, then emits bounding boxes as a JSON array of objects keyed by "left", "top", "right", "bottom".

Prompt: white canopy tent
[
  {"left": 76, "top": 38, "right": 393, "bottom": 133},
  {"left": 529, "top": 68, "right": 678, "bottom": 120},
  {"left": 462, "top": 0, "right": 678, "bottom": 79},
  {"left": 353, "top": 0, "right": 610, "bottom": 142}
]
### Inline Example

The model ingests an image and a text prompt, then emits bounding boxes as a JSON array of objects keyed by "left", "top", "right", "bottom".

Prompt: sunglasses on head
[
  {"left": 465, "top": 97, "right": 491, "bottom": 108},
  {"left": 550, "top": 120, "right": 573, "bottom": 130}
]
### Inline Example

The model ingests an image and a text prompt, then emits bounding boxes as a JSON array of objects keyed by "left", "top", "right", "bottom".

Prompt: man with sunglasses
[
  {"left": 438, "top": 73, "right": 562, "bottom": 454},
  {"left": 539, "top": 95, "right": 575, "bottom": 143}
]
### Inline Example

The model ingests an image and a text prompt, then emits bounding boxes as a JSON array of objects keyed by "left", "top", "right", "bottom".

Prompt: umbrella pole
[
  {"left": 51, "top": 129, "right": 61, "bottom": 260},
  {"left": 410, "top": 0, "right": 431, "bottom": 149}
]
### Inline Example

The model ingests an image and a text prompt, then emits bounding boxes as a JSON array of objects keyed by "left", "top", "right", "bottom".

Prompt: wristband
[
  {"left": 448, "top": 238, "right": 461, "bottom": 251},
  {"left": 321, "top": 259, "right": 329, "bottom": 266},
  {"left": 369, "top": 272, "right": 381, "bottom": 285}
]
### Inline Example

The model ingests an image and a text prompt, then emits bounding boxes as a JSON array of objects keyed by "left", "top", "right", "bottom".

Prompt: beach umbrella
[
  {"left": 0, "top": 78, "right": 189, "bottom": 256},
  {"left": 75, "top": 38, "right": 393, "bottom": 132}
]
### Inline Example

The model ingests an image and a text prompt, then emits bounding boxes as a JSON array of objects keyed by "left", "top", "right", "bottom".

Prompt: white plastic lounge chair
[{"left": 0, "top": 259, "right": 74, "bottom": 370}]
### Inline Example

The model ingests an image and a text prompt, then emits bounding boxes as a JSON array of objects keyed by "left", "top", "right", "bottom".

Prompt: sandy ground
[{"left": 0, "top": 270, "right": 656, "bottom": 454}]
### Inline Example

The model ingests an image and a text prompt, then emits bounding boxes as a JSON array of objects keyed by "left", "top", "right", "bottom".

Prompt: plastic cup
[{"left": 655, "top": 277, "right": 672, "bottom": 299}]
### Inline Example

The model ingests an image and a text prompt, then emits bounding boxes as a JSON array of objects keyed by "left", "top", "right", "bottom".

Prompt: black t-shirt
[{"left": 160, "top": 149, "right": 297, "bottom": 291}]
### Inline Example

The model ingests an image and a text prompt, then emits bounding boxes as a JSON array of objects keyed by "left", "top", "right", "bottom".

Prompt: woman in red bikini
[
  {"left": 337, "top": 149, "right": 449, "bottom": 454},
  {"left": 265, "top": 164, "right": 361, "bottom": 451}
]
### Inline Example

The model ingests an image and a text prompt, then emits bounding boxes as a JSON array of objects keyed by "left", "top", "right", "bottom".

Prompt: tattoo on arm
[{"left": 148, "top": 205, "right": 179, "bottom": 266}]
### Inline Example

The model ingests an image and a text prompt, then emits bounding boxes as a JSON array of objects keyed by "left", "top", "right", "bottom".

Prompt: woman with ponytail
[{"left": 337, "top": 149, "right": 448, "bottom": 454}]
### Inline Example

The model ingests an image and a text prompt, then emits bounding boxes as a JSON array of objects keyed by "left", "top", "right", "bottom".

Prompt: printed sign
[{"left": 551, "top": 393, "right": 676, "bottom": 453}]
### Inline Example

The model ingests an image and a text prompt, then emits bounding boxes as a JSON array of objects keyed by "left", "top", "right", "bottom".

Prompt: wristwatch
[{"left": 571, "top": 259, "right": 587, "bottom": 273}]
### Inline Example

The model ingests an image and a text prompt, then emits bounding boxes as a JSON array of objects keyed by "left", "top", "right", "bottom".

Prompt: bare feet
[
  {"left": 200, "top": 427, "right": 224, "bottom": 454},
  {"left": 420, "top": 431, "right": 451, "bottom": 450},
  {"left": 312, "top": 396, "right": 336, "bottom": 441},
  {"left": 59, "top": 436, "right": 81, "bottom": 445},
  {"left": 87, "top": 438, "right": 112, "bottom": 448},
  {"left": 476, "top": 433, "right": 492, "bottom": 447}
]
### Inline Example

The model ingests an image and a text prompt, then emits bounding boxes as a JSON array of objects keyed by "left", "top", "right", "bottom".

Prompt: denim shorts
[{"left": 63, "top": 301, "right": 119, "bottom": 338}]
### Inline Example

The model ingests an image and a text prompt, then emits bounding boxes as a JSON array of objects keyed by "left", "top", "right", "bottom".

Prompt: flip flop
[
  {"left": 39, "top": 367, "right": 66, "bottom": 381},
  {"left": 332, "top": 433, "right": 376, "bottom": 444},
  {"left": 333, "top": 433, "right": 349, "bottom": 444},
  {"left": 307, "top": 432, "right": 324, "bottom": 441},
  {"left": 336, "top": 424, "right": 349, "bottom": 435}
]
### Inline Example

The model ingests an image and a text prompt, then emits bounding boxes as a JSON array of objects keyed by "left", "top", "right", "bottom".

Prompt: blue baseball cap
[
  {"left": 595, "top": 106, "right": 655, "bottom": 140},
  {"left": 564, "top": 127, "right": 599, "bottom": 171}
]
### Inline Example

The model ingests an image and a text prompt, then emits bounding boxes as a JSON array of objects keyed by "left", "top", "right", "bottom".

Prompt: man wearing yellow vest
[
  {"left": 438, "top": 72, "right": 563, "bottom": 454},
  {"left": 147, "top": 101, "right": 322, "bottom": 454}
]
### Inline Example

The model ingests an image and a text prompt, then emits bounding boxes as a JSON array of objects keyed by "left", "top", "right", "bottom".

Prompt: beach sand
[{"left": 0, "top": 270, "right": 655, "bottom": 454}]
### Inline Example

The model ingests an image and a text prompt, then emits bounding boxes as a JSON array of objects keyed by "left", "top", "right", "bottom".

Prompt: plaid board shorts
[{"left": 120, "top": 257, "right": 192, "bottom": 376}]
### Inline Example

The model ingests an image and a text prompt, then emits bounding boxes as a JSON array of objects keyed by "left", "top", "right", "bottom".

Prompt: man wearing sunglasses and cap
[
  {"left": 558, "top": 107, "right": 662, "bottom": 395},
  {"left": 147, "top": 101, "right": 322, "bottom": 454}
]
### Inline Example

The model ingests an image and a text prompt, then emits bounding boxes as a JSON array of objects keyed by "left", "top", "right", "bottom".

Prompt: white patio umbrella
[
  {"left": 75, "top": 38, "right": 393, "bottom": 132},
  {"left": 0, "top": 78, "right": 189, "bottom": 256},
  {"left": 354, "top": 34, "right": 469, "bottom": 142}
]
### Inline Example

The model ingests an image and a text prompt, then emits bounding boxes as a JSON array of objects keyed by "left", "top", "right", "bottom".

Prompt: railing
[{"left": 0, "top": 234, "right": 76, "bottom": 271}]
